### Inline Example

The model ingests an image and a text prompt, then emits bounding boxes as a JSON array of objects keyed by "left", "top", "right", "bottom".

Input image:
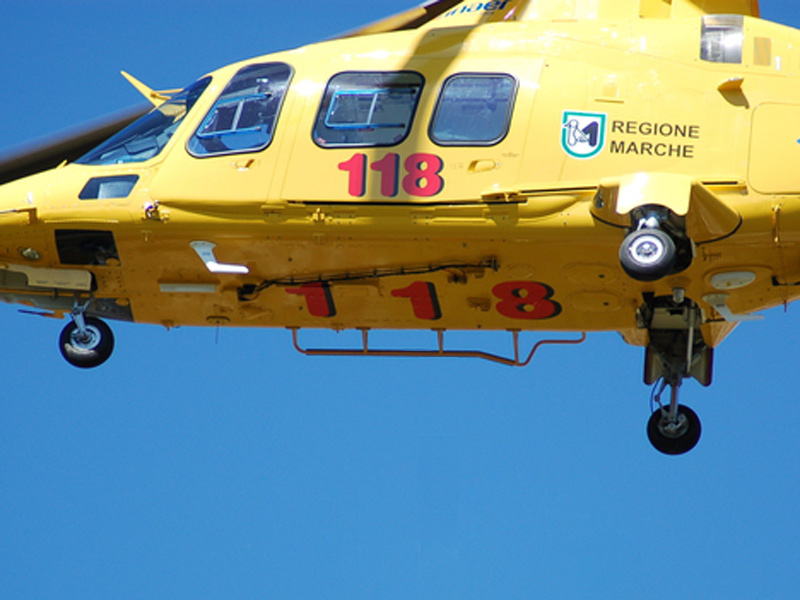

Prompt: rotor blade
[
  {"left": 333, "top": 0, "right": 464, "bottom": 39},
  {"left": 0, "top": 104, "right": 149, "bottom": 185}
]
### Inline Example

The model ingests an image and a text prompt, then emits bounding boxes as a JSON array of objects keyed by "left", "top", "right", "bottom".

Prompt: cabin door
[{"left": 280, "top": 56, "right": 545, "bottom": 205}]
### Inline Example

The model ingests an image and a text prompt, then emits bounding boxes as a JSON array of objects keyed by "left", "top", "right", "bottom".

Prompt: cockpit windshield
[{"left": 76, "top": 77, "right": 211, "bottom": 165}]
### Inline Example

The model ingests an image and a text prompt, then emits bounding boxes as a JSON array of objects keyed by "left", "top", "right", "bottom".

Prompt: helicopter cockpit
[{"left": 76, "top": 76, "right": 211, "bottom": 165}]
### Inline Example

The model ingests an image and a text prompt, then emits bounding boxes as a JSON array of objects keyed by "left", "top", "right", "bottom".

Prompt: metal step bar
[{"left": 290, "top": 327, "right": 587, "bottom": 367}]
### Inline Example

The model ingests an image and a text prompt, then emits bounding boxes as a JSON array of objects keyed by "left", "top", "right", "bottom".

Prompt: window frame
[
  {"left": 700, "top": 14, "right": 744, "bottom": 64},
  {"left": 429, "top": 72, "right": 518, "bottom": 147},
  {"left": 312, "top": 70, "right": 425, "bottom": 149},
  {"left": 188, "top": 62, "right": 294, "bottom": 158}
]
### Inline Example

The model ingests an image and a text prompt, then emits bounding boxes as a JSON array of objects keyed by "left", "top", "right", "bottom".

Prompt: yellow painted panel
[
  {"left": 749, "top": 103, "right": 800, "bottom": 194},
  {"left": 639, "top": 0, "right": 671, "bottom": 19},
  {"left": 671, "top": 0, "right": 758, "bottom": 17},
  {"left": 753, "top": 37, "right": 772, "bottom": 66}
]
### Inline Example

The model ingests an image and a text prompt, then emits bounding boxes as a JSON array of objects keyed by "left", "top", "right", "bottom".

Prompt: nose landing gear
[
  {"left": 619, "top": 206, "right": 692, "bottom": 282},
  {"left": 620, "top": 228, "right": 676, "bottom": 282},
  {"left": 59, "top": 298, "right": 114, "bottom": 368}
]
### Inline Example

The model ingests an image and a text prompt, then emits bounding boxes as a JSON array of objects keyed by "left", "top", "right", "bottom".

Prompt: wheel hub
[
  {"left": 630, "top": 235, "right": 664, "bottom": 265},
  {"left": 70, "top": 326, "right": 101, "bottom": 351},
  {"left": 657, "top": 411, "right": 689, "bottom": 439}
]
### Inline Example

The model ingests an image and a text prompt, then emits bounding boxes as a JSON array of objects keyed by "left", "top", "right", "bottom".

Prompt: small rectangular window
[
  {"left": 189, "top": 62, "right": 292, "bottom": 157},
  {"left": 313, "top": 72, "right": 423, "bottom": 147},
  {"left": 55, "top": 230, "right": 119, "bottom": 266},
  {"left": 701, "top": 15, "right": 744, "bottom": 64},
  {"left": 430, "top": 74, "right": 517, "bottom": 146},
  {"left": 79, "top": 175, "right": 139, "bottom": 200}
]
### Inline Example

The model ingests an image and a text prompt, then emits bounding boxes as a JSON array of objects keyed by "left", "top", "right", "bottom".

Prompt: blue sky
[{"left": 2, "top": 2, "right": 800, "bottom": 598}]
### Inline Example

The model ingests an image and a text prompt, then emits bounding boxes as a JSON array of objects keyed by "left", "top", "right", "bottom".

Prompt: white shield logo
[{"left": 562, "top": 111, "right": 607, "bottom": 159}]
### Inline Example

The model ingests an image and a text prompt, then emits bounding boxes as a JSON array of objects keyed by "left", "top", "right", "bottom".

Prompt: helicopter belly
[{"left": 118, "top": 218, "right": 635, "bottom": 333}]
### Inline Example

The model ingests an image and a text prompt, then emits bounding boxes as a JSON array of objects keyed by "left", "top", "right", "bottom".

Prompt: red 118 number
[
  {"left": 286, "top": 280, "right": 561, "bottom": 321},
  {"left": 338, "top": 152, "right": 445, "bottom": 198}
]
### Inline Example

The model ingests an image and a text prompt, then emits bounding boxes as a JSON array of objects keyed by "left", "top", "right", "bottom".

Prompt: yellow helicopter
[{"left": 0, "top": 0, "right": 790, "bottom": 454}]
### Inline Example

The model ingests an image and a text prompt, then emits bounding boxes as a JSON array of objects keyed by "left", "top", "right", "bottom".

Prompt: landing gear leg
[
  {"left": 647, "top": 379, "right": 702, "bottom": 455},
  {"left": 641, "top": 292, "right": 708, "bottom": 455},
  {"left": 59, "top": 297, "right": 115, "bottom": 369}
]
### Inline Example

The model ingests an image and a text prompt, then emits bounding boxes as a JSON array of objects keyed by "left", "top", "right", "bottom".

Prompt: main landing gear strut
[
  {"left": 59, "top": 297, "right": 115, "bottom": 369},
  {"left": 640, "top": 289, "right": 710, "bottom": 455}
]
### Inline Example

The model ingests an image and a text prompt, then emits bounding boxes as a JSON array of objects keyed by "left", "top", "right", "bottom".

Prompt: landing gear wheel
[
  {"left": 59, "top": 316, "right": 114, "bottom": 369},
  {"left": 647, "top": 404, "right": 701, "bottom": 455},
  {"left": 620, "top": 228, "right": 677, "bottom": 281}
]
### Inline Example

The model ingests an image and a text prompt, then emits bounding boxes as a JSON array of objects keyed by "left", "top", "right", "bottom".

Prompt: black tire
[
  {"left": 647, "top": 404, "right": 702, "bottom": 455},
  {"left": 619, "top": 228, "right": 677, "bottom": 281},
  {"left": 59, "top": 317, "right": 115, "bottom": 369}
]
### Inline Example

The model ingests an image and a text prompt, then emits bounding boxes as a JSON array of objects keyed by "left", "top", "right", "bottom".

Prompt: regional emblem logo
[{"left": 561, "top": 111, "right": 607, "bottom": 159}]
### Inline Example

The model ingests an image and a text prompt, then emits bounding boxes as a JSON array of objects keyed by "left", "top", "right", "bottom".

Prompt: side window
[
  {"left": 79, "top": 175, "right": 139, "bottom": 200},
  {"left": 430, "top": 74, "right": 517, "bottom": 146},
  {"left": 188, "top": 62, "right": 292, "bottom": 157},
  {"left": 55, "top": 230, "right": 119, "bottom": 266},
  {"left": 313, "top": 71, "right": 424, "bottom": 147},
  {"left": 700, "top": 15, "right": 743, "bottom": 63}
]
